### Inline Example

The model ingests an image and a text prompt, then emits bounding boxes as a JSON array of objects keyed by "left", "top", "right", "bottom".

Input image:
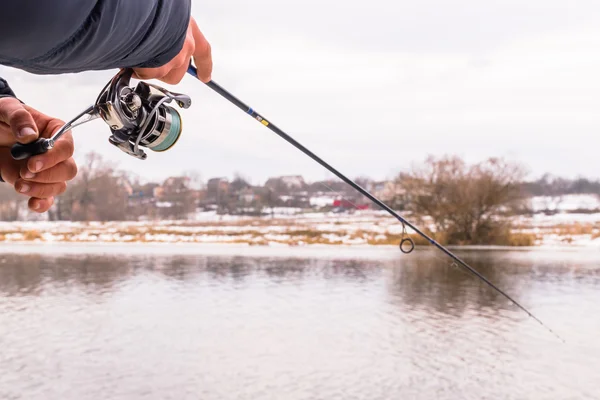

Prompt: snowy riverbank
[{"left": 1, "top": 207, "right": 599, "bottom": 248}]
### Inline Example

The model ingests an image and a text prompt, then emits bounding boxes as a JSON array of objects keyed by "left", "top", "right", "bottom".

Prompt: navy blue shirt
[{"left": 0, "top": 0, "right": 191, "bottom": 91}]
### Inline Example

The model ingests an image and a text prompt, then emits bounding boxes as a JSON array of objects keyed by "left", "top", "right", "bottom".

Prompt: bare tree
[
  {"left": 58, "top": 152, "right": 129, "bottom": 221},
  {"left": 230, "top": 173, "right": 251, "bottom": 193},
  {"left": 0, "top": 184, "right": 25, "bottom": 221},
  {"left": 157, "top": 176, "right": 196, "bottom": 219},
  {"left": 397, "top": 155, "right": 526, "bottom": 244},
  {"left": 259, "top": 187, "right": 279, "bottom": 217}
]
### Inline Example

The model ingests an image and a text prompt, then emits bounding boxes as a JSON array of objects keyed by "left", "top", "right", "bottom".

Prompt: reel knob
[
  {"left": 11, "top": 138, "right": 53, "bottom": 160},
  {"left": 122, "top": 92, "right": 142, "bottom": 114}
]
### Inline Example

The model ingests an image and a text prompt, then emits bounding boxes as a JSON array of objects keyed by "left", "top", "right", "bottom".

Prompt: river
[{"left": 0, "top": 245, "right": 598, "bottom": 399}]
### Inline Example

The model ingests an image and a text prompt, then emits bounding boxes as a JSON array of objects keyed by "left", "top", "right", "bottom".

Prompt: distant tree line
[
  {"left": 0, "top": 151, "right": 598, "bottom": 244},
  {"left": 520, "top": 174, "right": 600, "bottom": 197}
]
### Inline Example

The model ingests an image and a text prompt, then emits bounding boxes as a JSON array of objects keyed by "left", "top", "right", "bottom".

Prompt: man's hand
[
  {"left": 0, "top": 97, "right": 39, "bottom": 145},
  {"left": 0, "top": 98, "right": 77, "bottom": 213},
  {"left": 133, "top": 17, "right": 212, "bottom": 84}
]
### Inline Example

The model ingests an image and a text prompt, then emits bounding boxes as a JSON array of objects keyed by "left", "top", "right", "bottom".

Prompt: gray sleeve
[
  {"left": 0, "top": 78, "right": 16, "bottom": 98},
  {"left": 0, "top": 0, "right": 191, "bottom": 75}
]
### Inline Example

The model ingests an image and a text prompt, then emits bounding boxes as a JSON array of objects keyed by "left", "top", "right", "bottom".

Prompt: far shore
[{"left": 0, "top": 211, "right": 598, "bottom": 249}]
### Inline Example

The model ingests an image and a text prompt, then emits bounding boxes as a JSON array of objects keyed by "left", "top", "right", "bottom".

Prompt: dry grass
[
  {"left": 505, "top": 233, "right": 538, "bottom": 247},
  {"left": 553, "top": 223, "right": 595, "bottom": 236},
  {"left": 364, "top": 233, "right": 433, "bottom": 247},
  {"left": 22, "top": 230, "right": 43, "bottom": 241},
  {"left": 0, "top": 230, "right": 26, "bottom": 237},
  {"left": 285, "top": 229, "right": 340, "bottom": 238},
  {"left": 174, "top": 218, "right": 304, "bottom": 228},
  {"left": 0, "top": 217, "right": 593, "bottom": 247}
]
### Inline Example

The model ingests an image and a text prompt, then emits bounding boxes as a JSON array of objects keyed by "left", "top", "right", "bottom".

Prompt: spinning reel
[{"left": 11, "top": 69, "right": 192, "bottom": 161}]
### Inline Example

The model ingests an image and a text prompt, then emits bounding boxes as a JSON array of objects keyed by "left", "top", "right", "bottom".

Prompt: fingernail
[
  {"left": 32, "top": 202, "right": 40, "bottom": 210},
  {"left": 33, "top": 161, "right": 43, "bottom": 172},
  {"left": 23, "top": 171, "right": 35, "bottom": 179},
  {"left": 18, "top": 183, "right": 30, "bottom": 193},
  {"left": 18, "top": 127, "right": 37, "bottom": 139}
]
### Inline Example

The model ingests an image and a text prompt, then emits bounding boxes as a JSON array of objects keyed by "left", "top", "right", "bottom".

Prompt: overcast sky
[{"left": 3, "top": 0, "right": 600, "bottom": 185}]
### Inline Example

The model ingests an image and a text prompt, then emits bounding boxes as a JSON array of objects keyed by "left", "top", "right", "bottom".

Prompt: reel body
[
  {"left": 97, "top": 69, "right": 191, "bottom": 160},
  {"left": 11, "top": 69, "right": 192, "bottom": 161}
]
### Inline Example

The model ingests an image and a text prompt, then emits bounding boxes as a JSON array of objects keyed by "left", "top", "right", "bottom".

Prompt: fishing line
[{"left": 188, "top": 65, "right": 564, "bottom": 342}]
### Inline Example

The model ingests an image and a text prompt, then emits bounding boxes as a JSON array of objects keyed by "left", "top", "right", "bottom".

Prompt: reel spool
[
  {"left": 97, "top": 69, "right": 191, "bottom": 160},
  {"left": 11, "top": 69, "right": 192, "bottom": 161}
]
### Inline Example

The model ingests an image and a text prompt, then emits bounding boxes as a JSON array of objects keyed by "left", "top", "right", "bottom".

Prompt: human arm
[
  {"left": 0, "top": 0, "right": 212, "bottom": 213},
  {"left": 0, "top": 0, "right": 211, "bottom": 82},
  {"left": 0, "top": 78, "right": 17, "bottom": 98}
]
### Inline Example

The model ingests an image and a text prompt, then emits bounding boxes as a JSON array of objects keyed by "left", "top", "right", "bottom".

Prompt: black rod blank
[{"left": 188, "top": 65, "right": 563, "bottom": 342}]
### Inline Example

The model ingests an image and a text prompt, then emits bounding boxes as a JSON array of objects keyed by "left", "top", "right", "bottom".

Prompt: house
[
  {"left": 332, "top": 199, "right": 370, "bottom": 210},
  {"left": 161, "top": 177, "right": 191, "bottom": 195},
  {"left": 237, "top": 187, "right": 261, "bottom": 204},
  {"left": 265, "top": 175, "right": 306, "bottom": 192},
  {"left": 128, "top": 182, "right": 160, "bottom": 205},
  {"left": 374, "top": 181, "right": 405, "bottom": 200},
  {"left": 206, "top": 178, "right": 230, "bottom": 204},
  {"left": 309, "top": 195, "right": 336, "bottom": 208}
]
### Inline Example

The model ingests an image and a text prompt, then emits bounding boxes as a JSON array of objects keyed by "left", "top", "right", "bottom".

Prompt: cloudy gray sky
[{"left": 3, "top": 0, "right": 600, "bottom": 185}]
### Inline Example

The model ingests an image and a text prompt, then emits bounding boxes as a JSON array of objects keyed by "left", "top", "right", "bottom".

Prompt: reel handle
[
  {"left": 10, "top": 105, "right": 97, "bottom": 161},
  {"left": 11, "top": 138, "right": 52, "bottom": 160}
]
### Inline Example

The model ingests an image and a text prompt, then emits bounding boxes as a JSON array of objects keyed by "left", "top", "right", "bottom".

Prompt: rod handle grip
[{"left": 11, "top": 139, "right": 51, "bottom": 160}]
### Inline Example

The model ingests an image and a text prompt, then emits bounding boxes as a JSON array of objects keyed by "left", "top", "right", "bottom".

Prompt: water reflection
[
  {"left": 386, "top": 251, "right": 518, "bottom": 315},
  {"left": 1, "top": 250, "right": 598, "bottom": 315},
  {"left": 0, "top": 249, "right": 598, "bottom": 400},
  {"left": 0, "top": 254, "right": 383, "bottom": 297}
]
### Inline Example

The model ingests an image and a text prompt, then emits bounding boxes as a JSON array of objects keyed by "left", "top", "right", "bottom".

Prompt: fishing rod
[
  {"left": 10, "top": 65, "right": 562, "bottom": 341},
  {"left": 187, "top": 65, "right": 563, "bottom": 342}
]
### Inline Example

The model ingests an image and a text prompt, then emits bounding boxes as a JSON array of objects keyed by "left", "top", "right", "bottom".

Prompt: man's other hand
[
  {"left": 133, "top": 17, "right": 212, "bottom": 84},
  {"left": 0, "top": 99, "right": 77, "bottom": 213}
]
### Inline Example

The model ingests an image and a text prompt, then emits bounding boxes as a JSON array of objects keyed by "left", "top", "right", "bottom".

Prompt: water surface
[{"left": 0, "top": 246, "right": 599, "bottom": 399}]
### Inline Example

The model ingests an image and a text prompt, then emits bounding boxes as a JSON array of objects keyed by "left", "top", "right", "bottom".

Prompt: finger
[
  {"left": 20, "top": 158, "right": 77, "bottom": 183},
  {"left": 15, "top": 180, "right": 67, "bottom": 199},
  {"left": 160, "top": 57, "right": 192, "bottom": 85},
  {"left": 0, "top": 97, "right": 38, "bottom": 143},
  {"left": 26, "top": 131, "right": 74, "bottom": 173},
  {"left": 29, "top": 197, "right": 54, "bottom": 213},
  {"left": 0, "top": 123, "right": 15, "bottom": 146},
  {"left": 191, "top": 19, "right": 213, "bottom": 83},
  {"left": 0, "top": 152, "right": 24, "bottom": 185},
  {"left": 133, "top": 65, "right": 170, "bottom": 81}
]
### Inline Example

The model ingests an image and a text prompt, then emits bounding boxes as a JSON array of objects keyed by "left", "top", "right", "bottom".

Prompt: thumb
[{"left": 0, "top": 97, "right": 39, "bottom": 143}]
